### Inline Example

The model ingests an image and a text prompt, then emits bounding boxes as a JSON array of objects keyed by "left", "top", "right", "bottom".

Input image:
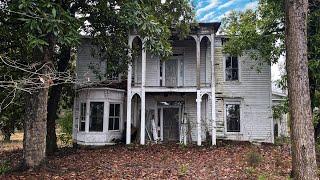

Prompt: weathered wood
[
  {"left": 284, "top": 0, "right": 318, "bottom": 179},
  {"left": 210, "top": 33, "right": 216, "bottom": 145},
  {"left": 126, "top": 36, "right": 133, "bottom": 144},
  {"left": 140, "top": 39, "right": 146, "bottom": 145},
  {"left": 196, "top": 91, "right": 202, "bottom": 146}
]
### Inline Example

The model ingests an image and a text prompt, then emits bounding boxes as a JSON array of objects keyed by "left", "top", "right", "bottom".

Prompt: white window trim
[
  {"left": 88, "top": 101, "right": 105, "bottom": 133},
  {"left": 107, "top": 102, "right": 123, "bottom": 132},
  {"left": 223, "top": 55, "right": 241, "bottom": 83},
  {"left": 224, "top": 100, "right": 242, "bottom": 134},
  {"left": 78, "top": 102, "right": 87, "bottom": 132}
]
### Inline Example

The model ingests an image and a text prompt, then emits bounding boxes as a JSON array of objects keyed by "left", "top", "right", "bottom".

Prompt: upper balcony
[{"left": 129, "top": 23, "right": 220, "bottom": 93}]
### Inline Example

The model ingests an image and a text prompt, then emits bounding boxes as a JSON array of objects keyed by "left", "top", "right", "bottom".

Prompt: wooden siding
[{"left": 76, "top": 39, "right": 106, "bottom": 83}]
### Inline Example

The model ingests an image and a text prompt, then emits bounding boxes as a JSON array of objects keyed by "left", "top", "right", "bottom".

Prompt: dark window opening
[
  {"left": 225, "top": 56, "right": 239, "bottom": 81},
  {"left": 89, "top": 102, "right": 104, "bottom": 132},
  {"left": 226, "top": 104, "right": 240, "bottom": 132}
]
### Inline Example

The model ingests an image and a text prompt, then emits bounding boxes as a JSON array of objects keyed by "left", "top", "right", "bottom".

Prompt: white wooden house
[{"left": 72, "top": 23, "right": 274, "bottom": 146}]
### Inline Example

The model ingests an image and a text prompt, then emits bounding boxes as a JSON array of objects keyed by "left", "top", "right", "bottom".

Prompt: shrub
[
  {"left": 0, "top": 160, "right": 11, "bottom": 175},
  {"left": 246, "top": 151, "right": 262, "bottom": 167},
  {"left": 58, "top": 110, "right": 73, "bottom": 146},
  {"left": 178, "top": 163, "right": 189, "bottom": 176}
]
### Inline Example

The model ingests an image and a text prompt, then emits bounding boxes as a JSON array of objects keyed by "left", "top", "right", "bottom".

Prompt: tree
[
  {"left": 284, "top": 0, "right": 318, "bottom": 178},
  {"left": 222, "top": 0, "right": 319, "bottom": 178},
  {"left": 0, "top": 0, "right": 194, "bottom": 167},
  {"left": 0, "top": 0, "right": 80, "bottom": 167}
]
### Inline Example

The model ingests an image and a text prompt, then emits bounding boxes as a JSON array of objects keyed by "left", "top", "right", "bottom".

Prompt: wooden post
[
  {"left": 126, "top": 36, "right": 133, "bottom": 145},
  {"left": 196, "top": 91, "right": 202, "bottom": 146},
  {"left": 210, "top": 34, "right": 216, "bottom": 145},
  {"left": 140, "top": 39, "right": 146, "bottom": 145},
  {"left": 196, "top": 37, "right": 201, "bottom": 89}
]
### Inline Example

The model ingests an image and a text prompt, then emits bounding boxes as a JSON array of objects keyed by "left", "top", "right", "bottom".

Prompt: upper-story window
[{"left": 225, "top": 56, "right": 239, "bottom": 81}]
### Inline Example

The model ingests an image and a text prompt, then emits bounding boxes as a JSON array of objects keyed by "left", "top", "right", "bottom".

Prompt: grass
[{"left": 0, "top": 132, "right": 23, "bottom": 152}]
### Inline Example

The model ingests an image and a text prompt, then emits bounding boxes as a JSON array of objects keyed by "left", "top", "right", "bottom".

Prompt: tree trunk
[
  {"left": 23, "top": 87, "right": 48, "bottom": 167},
  {"left": 3, "top": 133, "right": 11, "bottom": 142},
  {"left": 46, "top": 47, "right": 71, "bottom": 155},
  {"left": 284, "top": 0, "right": 318, "bottom": 179},
  {"left": 23, "top": 34, "right": 54, "bottom": 168}
]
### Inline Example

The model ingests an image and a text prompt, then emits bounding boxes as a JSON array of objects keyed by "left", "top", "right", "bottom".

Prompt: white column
[
  {"left": 211, "top": 34, "right": 216, "bottom": 145},
  {"left": 140, "top": 39, "right": 146, "bottom": 145},
  {"left": 196, "top": 90, "right": 202, "bottom": 146},
  {"left": 196, "top": 37, "right": 201, "bottom": 89},
  {"left": 126, "top": 36, "right": 133, "bottom": 144}
]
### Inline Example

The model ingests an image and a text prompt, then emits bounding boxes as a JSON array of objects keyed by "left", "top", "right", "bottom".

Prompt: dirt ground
[{"left": 0, "top": 133, "right": 293, "bottom": 179}]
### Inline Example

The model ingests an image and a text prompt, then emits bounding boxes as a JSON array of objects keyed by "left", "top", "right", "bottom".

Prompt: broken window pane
[{"left": 225, "top": 56, "right": 239, "bottom": 81}]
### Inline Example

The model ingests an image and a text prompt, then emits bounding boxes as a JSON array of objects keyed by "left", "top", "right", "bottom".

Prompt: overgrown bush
[
  {"left": 0, "top": 160, "right": 11, "bottom": 175},
  {"left": 246, "top": 150, "right": 262, "bottom": 167},
  {"left": 58, "top": 110, "right": 73, "bottom": 146}
]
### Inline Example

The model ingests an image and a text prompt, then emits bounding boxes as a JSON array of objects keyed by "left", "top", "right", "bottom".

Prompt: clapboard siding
[
  {"left": 76, "top": 39, "right": 106, "bottom": 83},
  {"left": 213, "top": 37, "right": 273, "bottom": 142}
]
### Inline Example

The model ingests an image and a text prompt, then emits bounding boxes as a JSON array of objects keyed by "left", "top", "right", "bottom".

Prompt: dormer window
[{"left": 225, "top": 56, "right": 239, "bottom": 81}]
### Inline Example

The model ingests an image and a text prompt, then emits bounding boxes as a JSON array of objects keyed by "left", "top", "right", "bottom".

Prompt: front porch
[{"left": 126, "top": 92, "right": 214, "bottom": 146}]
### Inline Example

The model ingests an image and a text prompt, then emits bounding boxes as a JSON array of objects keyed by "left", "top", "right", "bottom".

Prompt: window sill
[
  {"left": 108, "top": 130, "right": 121, "bottom": 132},
  {"left": 225, "top": 132, "right": 243, "bottom": 135},
  {"left": 223, "top": 81, "right": 241, "bottom": 85}
]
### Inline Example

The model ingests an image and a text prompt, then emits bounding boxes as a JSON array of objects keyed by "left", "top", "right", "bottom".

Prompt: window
[
  {"left": 79, "top": 103, "right": 86, "bottom": 131},
  {"left": 226, "top": 104, "right": 240, "bottom": 132},
  {"left": 89, "top": 102, "right": 104, "bottom": 132},
  {"left": 109, "top": 103, "right": 120, "bottom": 130},
  {"left": 225, "top": 56, "right": 239, "bottom": 81}
]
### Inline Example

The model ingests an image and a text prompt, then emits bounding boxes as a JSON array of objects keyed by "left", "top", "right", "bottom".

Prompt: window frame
[
  {"left": 89, "top": 101, "right": 105, "bottom": 132},
  {"left": 224, "top": 101, "right": 241, "bottom": 134},
  {"left": 108, "top": 102, "right": 122, "bottom": 131},
  {"left": 79, "top": 102, "right": 87, "bottom": 132},
  {"left": 224, "top": 56, "right": 240, "bottom": 82}
]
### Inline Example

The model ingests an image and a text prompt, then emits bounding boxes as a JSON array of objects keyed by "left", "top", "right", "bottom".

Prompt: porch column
[
  {"left": 140, "top": 39, "right": 146, "bottom": 145},
  {"left": 196, "top": 90, "right": 202, "bottom": 146},
  {"left": 196, "top": 36, "right": 201, "bottom": 89},
  {"left": 211, "top": 34, "right": 216, "bottom": 145},
  {"left": 126, "top": 36, "right": 133, "bottom": 144}
]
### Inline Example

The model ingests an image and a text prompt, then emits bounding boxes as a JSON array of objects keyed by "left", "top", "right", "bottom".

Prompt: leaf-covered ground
[{"left": 1, "top": 141, "right": 292, "bottom": 179}]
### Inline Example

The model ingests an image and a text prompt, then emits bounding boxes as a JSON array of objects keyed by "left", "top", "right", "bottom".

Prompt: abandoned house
[{"left": 72, "top": 23, "right": 275, "bottom": 146}]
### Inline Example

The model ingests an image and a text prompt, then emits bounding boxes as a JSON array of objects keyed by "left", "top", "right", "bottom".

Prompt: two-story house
[{"left": 72, "top": 23, "right": 273, "bottom": 146}]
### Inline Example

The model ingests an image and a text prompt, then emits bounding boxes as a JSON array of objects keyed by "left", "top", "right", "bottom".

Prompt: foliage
[
  {"left": 0, "top": 160, "right": 11, "bottom": 175},
  {"left": 81, "top": 0, "right": 195, "bottom": 78},
  {"left": 178, "top": 163, "right": 189, "bottom": 176},
  {"left": 272, "top": 98, "right": 288, "bottom": 119},
  {"left": 222, "top": 0, "right": 320, "bottom": 137},
  {"left": 246, "top": 150, "right": 263, "bottom": 167},
  {"left": 0, "top": 96, "right": 23, "bottom": 141},
  {"left": 58, "top": 110, "right": 73, "bottom": 145}
]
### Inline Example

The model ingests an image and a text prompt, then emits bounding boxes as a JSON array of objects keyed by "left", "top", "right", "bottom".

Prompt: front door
[
  {"left": 165, "top": 59, "right": 178, "bottom": 87},
  {"left": 163, "top": 108, "right": 179, "bottom": 141}
]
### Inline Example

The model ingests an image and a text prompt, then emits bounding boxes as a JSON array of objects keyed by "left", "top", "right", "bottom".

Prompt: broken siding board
[{"left": 213, "top": 37, "right": 272, "bottom": 142}]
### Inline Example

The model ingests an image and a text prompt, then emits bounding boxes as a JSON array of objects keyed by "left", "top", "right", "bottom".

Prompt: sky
[
  {"left": 192, "top": 0, "right": 284, "bottom": 91},
  {"left": 191, "top": 0, "right": 259, "bottom": 22}
]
